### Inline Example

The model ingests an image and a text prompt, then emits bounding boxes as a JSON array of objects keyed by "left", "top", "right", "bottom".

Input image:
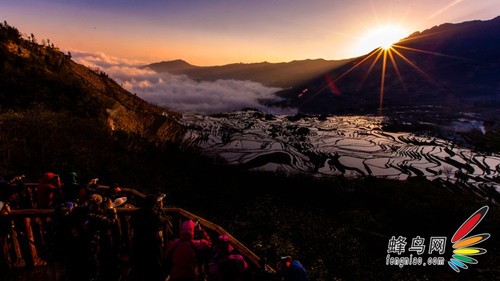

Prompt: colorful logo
[{"left": 448, "top": 205, "right": 490, "bottom": 273}]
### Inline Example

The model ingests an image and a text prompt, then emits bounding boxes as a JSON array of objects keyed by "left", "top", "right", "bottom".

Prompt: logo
[
  {"left": 448, "top": 205, "right": 490, "bottom": 273},
  {"left": 385, "top": 205, "right": 491, "bottom": 272}
]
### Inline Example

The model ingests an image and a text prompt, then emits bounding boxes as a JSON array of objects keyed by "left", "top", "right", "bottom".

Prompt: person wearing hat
[
  {"left": 130, "top": 194, "right": 171, "bottom": 281},
  {"left": 60, "top": 170, "right": 81, "bottom": 204},
  {"left": 84, "top": 194, "right": 119, "bottom": 281},
  {"left": 207, "top": 234, "right": 248, "bottom": 281},
  {"left": 36, "top": 172, "right": 62, "bottom": 208},
  {"left": 166, "top": 219, "right": 212, "bottom": 281},
  {"left": 276, "top": 256, "right": 308, "bottom": 281}
]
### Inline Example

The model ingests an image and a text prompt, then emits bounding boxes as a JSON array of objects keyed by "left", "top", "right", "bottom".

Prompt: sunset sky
[{"left": 1, "top": 0, "right": 499, "bottom": 65}]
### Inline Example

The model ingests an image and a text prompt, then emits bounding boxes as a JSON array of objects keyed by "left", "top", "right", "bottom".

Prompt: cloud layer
[{"left": 71, "top": 51, "right": 296, "bottom": 115}]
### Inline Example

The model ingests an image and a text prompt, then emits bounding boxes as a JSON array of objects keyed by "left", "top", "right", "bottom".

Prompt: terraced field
[{"left": 181, "top": 111, "right": 500, "bottom": 198}]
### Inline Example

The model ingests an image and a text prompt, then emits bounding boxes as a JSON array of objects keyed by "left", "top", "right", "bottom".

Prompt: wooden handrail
[
  {"left": 120, "top": 187, "right": 147, "bottom": 199},
  {"left": 4, "top": 206, "right": 275, "bottom": 273},
  {"left": 170, "top": 208, "right": 275, "bottom": 273},
  {"left": 6, "top": 209, "right": 54, "bottom": 216},
  {"left": 4, "top": 182, "right": 275, "bottom": 273}
]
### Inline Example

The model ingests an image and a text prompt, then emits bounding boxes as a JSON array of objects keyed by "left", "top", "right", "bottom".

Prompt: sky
[{"left": 2, "top": 0, "right": 499, "bottom": 66}]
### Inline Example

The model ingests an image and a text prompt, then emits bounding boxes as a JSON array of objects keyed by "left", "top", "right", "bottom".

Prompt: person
[
  {"left": 60, "top": 170, "right": 81, "bottom": 203},
  {"left": 59, "top": 200, "right": 94, "bottom": 281},
  {"left": 37, "top": 172, "right": 62, "bottom": 208},
  {"left": 78, "top": 177, "right": 100, "bottom": 204},
  {"left": 0, "top": 176, "right": 26, "bottom": 209},
  {"left": 166, "top": 219, "right": 212, "bottom": 281},
  {"left": 104, "top": 183, "right": 125, "bottom": 201},
  {"left": 9, "top": 175, "right": 33, "bottom": 209},
  {"left": 84, "top": 194, "right": 119, "bottom": 281},
  {"left": 130, "top": 194, "right": 170, "bottom": 281},
  {"left": 0, "top": 179, "right": 10, "bottom": 208},
  {"left": 0, "top": 199, "right": 12, "bottom": 281},
  {"left": 275, "top": 256, "right": 308, "bottom": 281},
  {"left": 207, "top": 234, "right": 248, "bottom": 281}
]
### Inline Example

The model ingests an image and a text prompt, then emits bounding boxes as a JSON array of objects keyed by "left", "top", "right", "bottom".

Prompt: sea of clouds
[{"left": 71, "top": 51, "right": 297, "bottom": 115}]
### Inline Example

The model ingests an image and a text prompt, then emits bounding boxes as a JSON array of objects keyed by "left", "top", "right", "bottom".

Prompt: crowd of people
[{"left": 0, "top": 172, "right": 308, "bottom": 281}]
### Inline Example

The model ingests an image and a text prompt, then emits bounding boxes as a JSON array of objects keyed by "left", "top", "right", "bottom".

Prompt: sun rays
[
  {"left": 350, "top": 42, "right": 446, "bottom": 114},
  {"left": 367, "top": 40, "right": 463, "bottom": 114},
  {"left": 297, "top": 33, "right": 471, "bottom": 115}
]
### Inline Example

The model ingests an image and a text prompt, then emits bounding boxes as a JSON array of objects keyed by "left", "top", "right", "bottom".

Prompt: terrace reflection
[{"left": 181, "top": 111, "right": 500, "bottom": 197}]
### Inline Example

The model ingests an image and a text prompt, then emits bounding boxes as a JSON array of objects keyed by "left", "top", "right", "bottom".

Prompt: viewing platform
[{"left": 0, "top": 183, "right": 275, "bottom": 281}]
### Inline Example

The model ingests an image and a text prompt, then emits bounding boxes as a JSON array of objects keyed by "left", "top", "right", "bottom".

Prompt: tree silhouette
[{"left": 440, "top": 165, "right": 453, "bottom": 182}]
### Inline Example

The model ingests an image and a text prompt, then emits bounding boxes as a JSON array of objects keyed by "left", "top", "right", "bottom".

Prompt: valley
[{"left": 181, "top": 110, "right": 500, "bottom": 201}]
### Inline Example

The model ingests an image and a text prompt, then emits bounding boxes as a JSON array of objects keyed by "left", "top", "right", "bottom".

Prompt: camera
[{"left": 195, "top": 220, "right": 202, "bottom": 230}]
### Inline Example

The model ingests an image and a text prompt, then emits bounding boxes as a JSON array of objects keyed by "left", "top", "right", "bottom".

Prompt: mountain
[
  {"left": 272, "top": 16, "right": 500, "bottom": 116},
  {"left": 144, "top": 58, "right": 356, "bottom": 88},
  {"left": 0, "top": 22, "right": 185, "bottom": 179},
  {"left": 147, "top": 59, "right": 198, "bottom": 73},
  {"left": 0, "top": 23, "right": 184, "bottom": 142}
]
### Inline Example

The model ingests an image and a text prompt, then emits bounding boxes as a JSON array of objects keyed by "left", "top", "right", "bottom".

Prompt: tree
[
  {"left": 0, "top": 21, "right": 21, "bottom": 42},
  {"left": 440, "top": 165, "right": 453, "bottom": 182},
  {"left": 30, "top": 33, "right": 36, "bottom": 44}
]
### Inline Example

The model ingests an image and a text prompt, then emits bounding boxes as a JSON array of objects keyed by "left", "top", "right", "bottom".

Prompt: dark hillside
[
  {"left": 0, "top": 22, "right": 184, "bottom": 182},
  {"left": 0, "top": 22, "right": 184, "bottom": 141}
]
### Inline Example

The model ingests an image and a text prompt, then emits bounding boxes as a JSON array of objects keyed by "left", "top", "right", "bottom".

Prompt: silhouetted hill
[
  {"left": 273, "top": 16, "right": 500, "bottom": 116},
  {"left": 144, "top": 58, "right": 355, "bottom": 88},
  {"left": 0, "top": 22, "right": 184, "bottom": 141},
  {"left": 147, "top": 59, "right": 198, "bottom": 72},
  {"left": 0, "top": 22, "right": 185, "bottom": 179}
]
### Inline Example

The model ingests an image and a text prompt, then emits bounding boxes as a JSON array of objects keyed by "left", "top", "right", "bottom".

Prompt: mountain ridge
[
  {"left": 271, "top": 16, "right": 500, "bottom": 116},
  {"left": 144, "top": 57, "right": 356, "bottom": 88},
  {"left": 146, "top": 59, "right": 198, "bottom": 72},
  {"left": 0, "top": 22, "right": 184, "bottom": 142},
  {"left": 0, "top": 21, "right": 186, "bottom": 179},
  {"left": 143, "top": 16, "right": 500, "bottom": 118}
]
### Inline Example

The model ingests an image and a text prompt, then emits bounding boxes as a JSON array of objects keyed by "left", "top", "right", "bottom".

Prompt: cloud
[{"left": 71, "top": 50, "right": 297, "bottom": 115}]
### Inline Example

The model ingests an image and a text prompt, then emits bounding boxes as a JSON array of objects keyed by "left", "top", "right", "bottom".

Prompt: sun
[{"left": 359, "top": 24, "right": 408, "bottom": 52}]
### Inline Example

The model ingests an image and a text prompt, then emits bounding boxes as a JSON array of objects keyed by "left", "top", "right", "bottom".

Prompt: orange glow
[
  {"left": 301, "top": 38, "right": 465, "bottom": 115},
  {"left": 358, "top": 25, "right": 409, "bottom": 53}
]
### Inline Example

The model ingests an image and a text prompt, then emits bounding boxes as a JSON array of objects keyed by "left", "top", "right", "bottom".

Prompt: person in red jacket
[
  {"left": 166, "top": 219, "right": 212, "bottom": 281},
  {"left": 207, "top": 234, "right": 248, "bottom": 281},
  {"left": 37, "top": 172, "right": 62, "bottom": 208}
]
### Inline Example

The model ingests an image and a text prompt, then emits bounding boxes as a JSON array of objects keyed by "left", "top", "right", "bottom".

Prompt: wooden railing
[{"left": 1, "top": 183, "right": 275, "bottom": 275}]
